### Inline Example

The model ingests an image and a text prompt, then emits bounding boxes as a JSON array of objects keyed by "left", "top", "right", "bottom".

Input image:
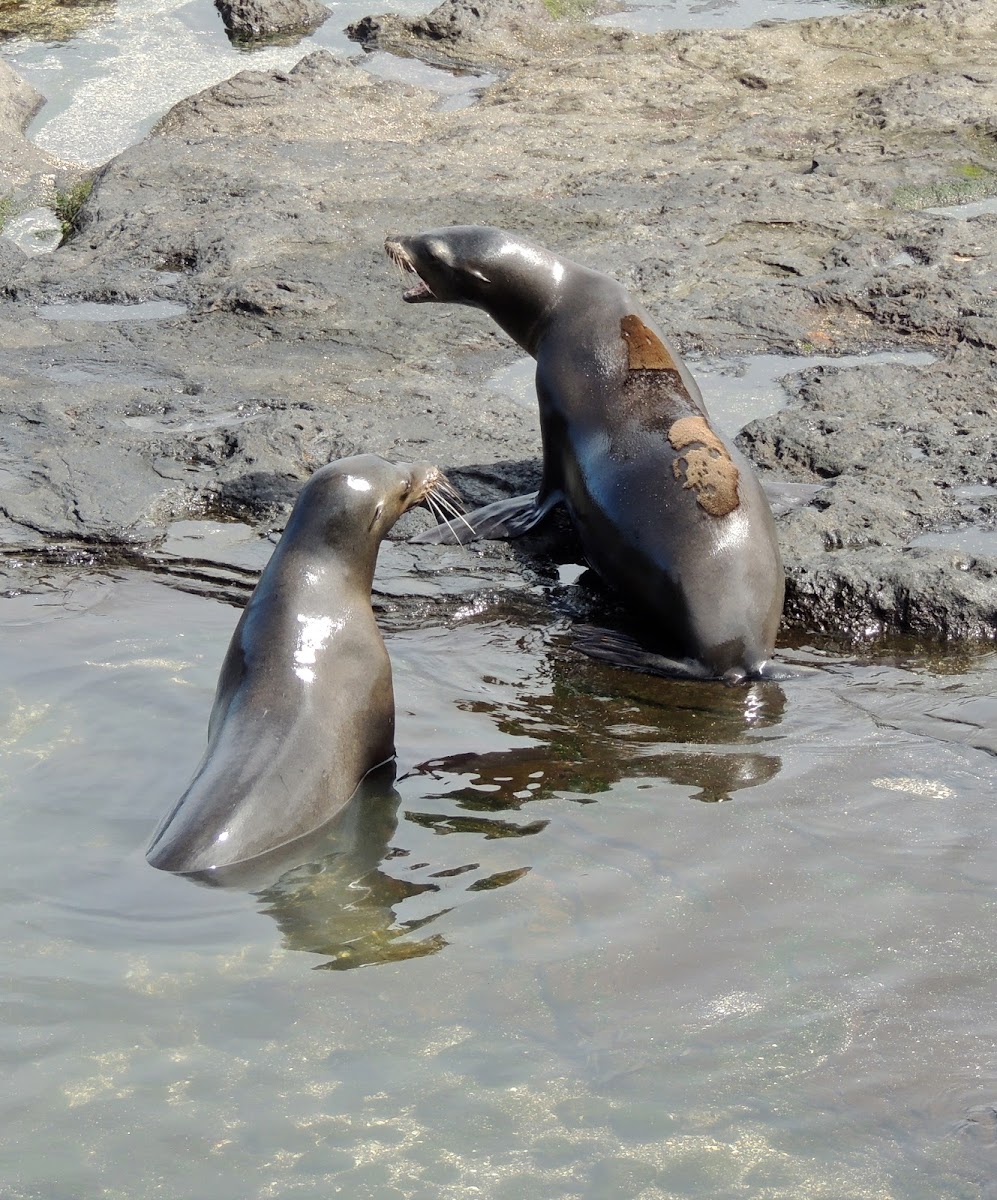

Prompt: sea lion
[
  {"left": 385, "top": 225, "right": 786, "bottom": 684},
  {"left": 146, "top": 454, "right": 461, "bottom": 875}
]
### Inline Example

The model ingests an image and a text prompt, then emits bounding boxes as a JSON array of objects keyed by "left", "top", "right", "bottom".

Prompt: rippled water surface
[{"left": 3, "top": 563, "right": 996, "bottom": 1198}]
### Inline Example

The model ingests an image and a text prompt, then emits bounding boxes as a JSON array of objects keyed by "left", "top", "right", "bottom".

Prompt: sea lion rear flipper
[
  {"left": 571, "top": 625, "right": 711, "bottom": 681},
  {"left": 753, "top": 659, "right": 821, "bottom": 681},
  {"left": 412, "top": 491, "right": 555, "bottom": 544},
  {"left": 574, "top": 626, "right": 819, "bottom": 684}
]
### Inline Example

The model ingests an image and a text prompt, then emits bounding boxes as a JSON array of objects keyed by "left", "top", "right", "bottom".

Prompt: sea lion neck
[
  {"left": 474, "top": 237, "right": 568, "bottom": 356},
  {"left": 273, "top": 518, "right": 381, "bottom": 597}
]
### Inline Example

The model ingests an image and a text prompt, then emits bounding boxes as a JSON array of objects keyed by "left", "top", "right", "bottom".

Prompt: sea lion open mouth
[{"left": 384, "top": 237, "right": 435, "bottom": 303}]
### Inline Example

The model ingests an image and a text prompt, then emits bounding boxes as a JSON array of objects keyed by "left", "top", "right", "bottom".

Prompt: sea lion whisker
[
  {"left": 385, "top": 240, "right": 416, "bottom": 275},
  {"left": 423, "top": 493, "right": 457, "bottom": 535},
  {"left": 422, "top": 494, "right": 463, "bottom": 537},
  {"left": 423, "top": 492, "right": 445, "bottom": 522},
  {"left": 423, "top": 471, "right": 465, "bottom": 511},
  {"left": 435, "top": 478, "right": 465, "bottom": 507},
  {"left": 428, "top": 487, "right": 475, "bottom": 536}
]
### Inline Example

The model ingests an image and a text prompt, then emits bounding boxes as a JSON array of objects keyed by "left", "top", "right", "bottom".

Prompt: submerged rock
[{"left": 0, "top": 0, "right": 111, "bottom": 42}]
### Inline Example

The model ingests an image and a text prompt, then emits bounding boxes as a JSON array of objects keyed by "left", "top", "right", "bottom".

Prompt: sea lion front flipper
[
  {"left": 412, "top": 491, "right": 557, "bottom": 544},
  {"left": 571, "top": 625, "right": 712, "bottom": 681}
]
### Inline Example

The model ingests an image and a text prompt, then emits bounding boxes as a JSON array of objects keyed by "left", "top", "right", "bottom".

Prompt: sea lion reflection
[{"left": 187, "top": 770, "right": 451, "bottom": 971}]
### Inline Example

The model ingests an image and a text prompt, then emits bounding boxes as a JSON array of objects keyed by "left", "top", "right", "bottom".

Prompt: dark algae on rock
[{"left": 0, "top": 0, "right": 994, "bottom": 647}]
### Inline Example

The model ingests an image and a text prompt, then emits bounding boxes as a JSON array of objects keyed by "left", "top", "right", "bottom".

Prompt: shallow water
[
  {"left": 35, "top": 299, "right": 189, "bottom": 321},
  {"left": 593, "top": 0, "right": 853, "bottom": 34},
  {"left": 911, "top": 527, "right": 997, "bottom": 560},
  {"left": 926, "top": 197, "right": 997, "bottom": 221},
  {"left": 1, "top": 207, "right": 63, "bottom": 255},
  {"left": 2, "top": 564, "right": 995, "bottom": 1198}
]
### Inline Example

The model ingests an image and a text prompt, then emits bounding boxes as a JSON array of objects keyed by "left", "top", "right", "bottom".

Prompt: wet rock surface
[
  {"left": 0, "top": 61, "right": 58, "bottom": 206},
  {"left": 215, "top": 0, "right": 330, "bottom": 43},
  {"left": 0, "top": 0, "right": 995, "bottom": 644},
  {"left": 347, "top": 0, "right": 602, "bottom": 69}
]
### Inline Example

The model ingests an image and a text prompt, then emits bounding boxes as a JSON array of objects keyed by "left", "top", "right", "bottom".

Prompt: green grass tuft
[
  {"left": 541, "top": 0, "right": 598, "bottom": 18},
  {"left": 892, "top": 168, "right": 997, "bottom": 211},
  {"left": 51, "top": 178, "right": 94, "bottom": 243}
]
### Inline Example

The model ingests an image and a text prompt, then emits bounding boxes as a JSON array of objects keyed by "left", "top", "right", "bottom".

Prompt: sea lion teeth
[{"left": 403, "top": 278, "right": 434, "bottom": 302}]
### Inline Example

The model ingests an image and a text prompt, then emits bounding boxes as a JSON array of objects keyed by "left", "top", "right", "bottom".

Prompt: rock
[
  {"left": 214, "top": 0, "right": 329, "bottom": 43},
  {"left": 348, "top": 0, "right": 606, "bottom": 68},
  {"left": 0, "top": 60, "right": 91, "bottom": 255},
  {"left": 739, "top": 350, "right": 997, "bottom": 640},
  {"left": 0, "top": 60, "right": 60, "bottom": 204},
  {"left": 0, "top": 236, "right": 27, "bottom": 285},
  {"left": 0, "top": 0, "right": 995, "bottom": 644}
]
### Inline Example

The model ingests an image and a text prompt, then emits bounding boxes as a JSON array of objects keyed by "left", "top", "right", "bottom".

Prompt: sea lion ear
[{"left": 368, "top": 501, "right": 384, "bottom": 532}]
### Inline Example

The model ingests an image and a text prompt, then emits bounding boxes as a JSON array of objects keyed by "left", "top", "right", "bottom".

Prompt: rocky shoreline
[{"left": 1, "top": 0, "right": 995, "bottom": 643}]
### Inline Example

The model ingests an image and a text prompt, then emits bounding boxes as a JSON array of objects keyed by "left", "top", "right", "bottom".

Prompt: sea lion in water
[
  {"left": 385, "top": 225, "right": 786, "bottom": 684},
  {"left": 146, "top": 454, "right": 461, "bottom": 875}
]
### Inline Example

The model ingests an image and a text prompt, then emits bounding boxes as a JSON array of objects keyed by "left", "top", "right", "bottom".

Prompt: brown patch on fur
[
  {"left": 621, "top": 315, "right": 678, "bottom": 370},
  {"left": 668, "top": 415, "right": 740, "bottom": 518}
]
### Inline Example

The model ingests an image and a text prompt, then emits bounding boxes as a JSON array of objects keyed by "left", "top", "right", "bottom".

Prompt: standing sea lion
[
  {"left": 385, "top": 225, "right": 786, "bottom": 684},
  {"left": 146, "top": 454, "right": 460, "bottom": 875}
]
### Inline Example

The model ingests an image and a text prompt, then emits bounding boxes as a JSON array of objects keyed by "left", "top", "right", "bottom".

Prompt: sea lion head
[
  {"left": 287, "top": 455, "right": 461, "bottom": 550},
  {"left": 386, "top": 225, "right": 565, "bottom": 308},
  {"left": 386, "top": 226, "right": 568, "bottom": 353}
]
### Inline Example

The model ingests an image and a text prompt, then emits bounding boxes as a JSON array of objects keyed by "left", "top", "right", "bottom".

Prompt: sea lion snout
[
  {"left": 385, "top": 236, "right": 436, "bottom": 303},
  {"left": 404, "top": 463, "right": 467, "bottom": 534}
]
